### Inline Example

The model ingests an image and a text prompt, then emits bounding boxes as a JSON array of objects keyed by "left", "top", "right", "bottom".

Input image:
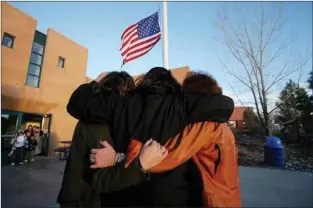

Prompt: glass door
[
  {"left": 41, "top": 114, "right": 52, "bottom": 156},
  {"left": 1, "top": 110, "right": 23, "bottom": 151},
  {"left": 1, "top": 111, "right": 23, "bottom": 134}
]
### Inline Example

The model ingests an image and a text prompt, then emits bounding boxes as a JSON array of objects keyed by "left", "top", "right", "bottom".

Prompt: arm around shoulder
[
  {"left": 187, "top": 94, "right": 234, "bottom": 123},
  {"left": 83, "top": 157, "right": 149, "bottom": 194},
  {"left": 66, "top": 81, "right": 115, "bottom": 123}
]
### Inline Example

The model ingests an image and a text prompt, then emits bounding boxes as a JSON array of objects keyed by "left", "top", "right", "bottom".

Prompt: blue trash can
[{"left": 264, "top": 136, "right": 284, "bottom": 168}]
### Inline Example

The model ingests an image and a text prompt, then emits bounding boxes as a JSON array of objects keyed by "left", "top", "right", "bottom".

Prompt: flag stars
[
  {"left": 121, "top": 12, "right": 161, "bottom": 65},
  {"left": 137, "top": 13, "right": 160, "bottom": 39}
]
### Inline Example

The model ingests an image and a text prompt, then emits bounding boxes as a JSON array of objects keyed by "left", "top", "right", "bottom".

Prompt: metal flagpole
[{"left": 162, "top": 1, "right": 169, "bottom": 69}]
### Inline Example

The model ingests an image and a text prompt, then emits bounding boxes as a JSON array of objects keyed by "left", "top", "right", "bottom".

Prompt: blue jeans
[{"left": 14, "top": 147, "right": 24, "bottom": 164}]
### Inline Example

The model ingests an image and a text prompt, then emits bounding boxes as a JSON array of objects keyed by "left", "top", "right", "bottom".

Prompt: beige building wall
[
  {"left": 85, "top": 76, "right": 93, "bottom": 83},
  {"left": 39, "top": 29, "right": 88, "bottom": 154},
  {"left": 133, "top": 66, "right": 190, "bottom": 83},
  {"left": 1, "top": 2, "right": 88, "bottom": 154},
  {"left": 1, "top": 2, "right": 37, "bottom": 110}
]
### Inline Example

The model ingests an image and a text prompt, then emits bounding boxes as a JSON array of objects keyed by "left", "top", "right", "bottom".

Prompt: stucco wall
[
  {"left": 39, "top": 29, "right": 88, "bottom": 154},
  {"left": 132, "top": 66, "right": 190, "bottom": 83},
  {"left": 1, "top": 2, "right": 37, "bottom": 111},
  {"left": 1, "top": 2, "right": 88, "bottom": 154}
]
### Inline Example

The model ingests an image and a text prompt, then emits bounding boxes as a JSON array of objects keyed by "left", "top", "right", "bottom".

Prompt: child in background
[
  {"left": 24, "top": 133, "right": 37, "bottom": 163},
  {"left": 9, "top": 129, "right": 27, "bottom": 166}
]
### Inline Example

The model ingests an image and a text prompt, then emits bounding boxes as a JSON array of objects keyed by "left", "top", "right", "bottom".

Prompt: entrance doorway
[
  {"left": 21, "top": 113, "right": 52, "bottom": 156},
  {"left": 1, "top": 110, "right": 52, "bottom": 163}
]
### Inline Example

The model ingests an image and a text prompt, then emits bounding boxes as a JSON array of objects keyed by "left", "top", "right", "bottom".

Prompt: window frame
[
  {"left": 58, "top": 56, "right": 65, "bottom": 68},
  {"left": 2, "top": 32, "right": 15, "bottom": 49},
  {"left": 26, "top": 41, "right": 45, "bottom": 88},
  {"left": 30, "top": 53, "right": 43, "bottom": 66},
  {"left": 31, "top": 42, "right": 44, "bottom": 55}
]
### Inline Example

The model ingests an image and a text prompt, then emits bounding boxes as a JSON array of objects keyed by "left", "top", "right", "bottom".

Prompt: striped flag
[{"left": 120, "top": 12, "right": 161, "bottom": 65}]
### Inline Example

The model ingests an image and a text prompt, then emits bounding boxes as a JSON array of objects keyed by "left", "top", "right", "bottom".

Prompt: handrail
[{"left": 1, "top": 135, "right": 15, "bottom": 138}]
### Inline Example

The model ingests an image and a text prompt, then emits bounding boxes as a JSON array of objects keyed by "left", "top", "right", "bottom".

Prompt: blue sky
[{"left": 9, "top": 2, "right": 312, "bottom": 106}]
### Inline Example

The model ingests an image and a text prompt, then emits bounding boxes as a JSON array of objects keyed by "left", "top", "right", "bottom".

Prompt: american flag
[{"left": 120, "top": 12, "right": 161, "bottom": 65}]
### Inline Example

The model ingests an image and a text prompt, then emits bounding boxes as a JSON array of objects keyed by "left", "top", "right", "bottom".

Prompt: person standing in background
[
  {"left": 24, "top": 133, "right": 38, "bottom": 163},
  {"left": 33, "top": 126, "right": 42, "bottom": 155},
  {"left": 24, "top": 125, "right": 33, "bottom": 134},
  {"left": 10, "top": 129, "right": 27, "bottom": 166}
]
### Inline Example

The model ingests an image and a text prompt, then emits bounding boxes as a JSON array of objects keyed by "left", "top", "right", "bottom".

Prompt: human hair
[
  {"left": 93, "top": 71, "right": 135, "bottom": 96},
  {"left": 132, "top": 67, "right": 185, "bottom": 150},
  {"left": 27, "top": 125, "right": 33, "bottom": 129},
  {"left": 182, "top": 71, "right": 222, "bottom": 95},
  {"left": 135, "top": 67, "right": 182, "bottom": 93}
]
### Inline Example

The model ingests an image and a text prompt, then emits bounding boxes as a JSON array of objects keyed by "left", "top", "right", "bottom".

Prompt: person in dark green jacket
[{"left": 57, "top": 71, "right": 168, "bottom": 208}]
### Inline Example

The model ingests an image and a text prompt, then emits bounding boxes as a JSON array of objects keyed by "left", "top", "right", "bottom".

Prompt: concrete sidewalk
[
  {"left": 1, "top": 157, "right": 312, "bottom": 207},
  {"left": 239, "top": 166, "right": 313, "bottom": 207}
]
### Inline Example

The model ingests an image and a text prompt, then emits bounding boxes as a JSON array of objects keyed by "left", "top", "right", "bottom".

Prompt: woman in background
[
  {"left": 24, "top": 125, "right": 33, "bottom": 134},
  {"left": 33, "top": 126, "right": 42, "bottom": 155}
]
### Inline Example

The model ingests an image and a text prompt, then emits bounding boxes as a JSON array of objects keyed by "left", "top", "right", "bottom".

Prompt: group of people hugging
[{"left": 57, "top": 67, "right": 241, "bottom": 208}]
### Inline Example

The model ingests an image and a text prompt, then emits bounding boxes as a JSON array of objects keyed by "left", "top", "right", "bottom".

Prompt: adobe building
[
  {"left": 1, "top": 2, "right": 88, "bottom": 155},
  {"left": 1, "top": 2, "right": 192, "bottom": 155}
]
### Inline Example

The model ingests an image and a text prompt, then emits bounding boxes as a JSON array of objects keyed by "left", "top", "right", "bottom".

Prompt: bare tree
[{"left": 216, "top": 2, "right": 308, "bottom": 136}]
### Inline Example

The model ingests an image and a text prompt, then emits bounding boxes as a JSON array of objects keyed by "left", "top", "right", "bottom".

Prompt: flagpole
[{"left": 162, "top": 1, "right": 169, "bottom": 69}]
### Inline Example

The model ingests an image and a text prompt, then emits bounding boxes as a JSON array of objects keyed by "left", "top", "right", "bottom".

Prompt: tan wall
[
  {"left": 40, "top": 29, "right": 88, "bottom": 154},
  {"left": 170, "top": 66, "right": 190, "bottom": 83},
  {"left": 133, "top": 66, "right": 190, "bottom": 83},
  {"left": 85, "top": 76, "right": 93, "bottom": 83},
  {"left": 1, "top": 2, "right": 37, "bottom": 110},
  {"left": 1, "top": 2, "right": 88, "bottom": 154}
]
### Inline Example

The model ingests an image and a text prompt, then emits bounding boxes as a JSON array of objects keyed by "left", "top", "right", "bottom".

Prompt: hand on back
[
  {"left": 89, "top": 139, "right": 168, "bottom": 170},
  {"left": 139, "top": 139, "right": 168, "bottom": 170},
  {"left": 90, "top": 141, "right": 116, "bottom": 168}
]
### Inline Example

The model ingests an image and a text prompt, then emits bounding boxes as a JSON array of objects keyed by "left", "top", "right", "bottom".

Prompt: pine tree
[{"left": 276, "top": 80, "right": 311, "bottom": 140}]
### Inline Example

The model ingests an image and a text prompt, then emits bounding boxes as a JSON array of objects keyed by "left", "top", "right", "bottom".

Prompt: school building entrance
[{"left": 1, "top": 110, "right": 52, "bottom": 165}]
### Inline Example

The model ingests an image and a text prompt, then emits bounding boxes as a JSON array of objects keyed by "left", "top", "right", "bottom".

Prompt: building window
[
  {"left": 2, "top": 33, "right": 15, "bottom": 48},
  {"left": 32, "top": 42, "right": 44, "bottom": 55},
  {"left": 26, "top": 41, "right": 45, "bottom": 88},
  {"left": 26, "top": 75, "right": 40, "bottom": 88},
  {"left": 30, "top": 53, "right": 42, "bottom": 65},
  {"left": 58, "top": 57, "right": 65, "bottom": 68}
]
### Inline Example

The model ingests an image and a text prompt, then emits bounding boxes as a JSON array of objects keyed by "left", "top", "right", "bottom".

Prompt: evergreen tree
[
  {"left": 308, "top": 71, "right": 313, "bottom": 91},
  {"left": 276, "top": 80, "right": 311, "bottom": 139}
]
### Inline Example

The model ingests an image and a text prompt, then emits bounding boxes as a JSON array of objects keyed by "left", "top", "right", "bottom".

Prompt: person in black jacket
[
  {"left": 58, "top": 71, "right": 168, "bottom": 208},
  {"left": 67, "top": 67, "right": 234, "bottom": 207}
]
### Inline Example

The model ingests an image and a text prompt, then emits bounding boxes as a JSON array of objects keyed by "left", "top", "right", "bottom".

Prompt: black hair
[
  {"left": 135, "top": 67, "right": 182, "bottom": 93},
  {"left": 93, "top": 71, "right": 135, "bottom": 96}
]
